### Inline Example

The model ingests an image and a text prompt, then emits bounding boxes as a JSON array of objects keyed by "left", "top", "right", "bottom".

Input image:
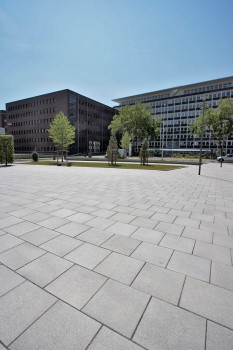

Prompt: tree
[
  {"left": 190, "top": 98, "right": 233, "bottom": 166},
  {"left": 48, "top": 112, "right": 75, "bottom": 162},
  {"left": 106, "top": 133, "right": 118, "bottom": 165},
  {"left": 139, "top": 138, "right": 149, "bottom": 165},
  {"left": 0, "top": 135, "right": 14, "bottom": 166},
  {"left": 109, "top": 103, "right": 161, "bottom": 155},
  {"left": 120, "top": 131, "right": 131, "bottom": 152}
]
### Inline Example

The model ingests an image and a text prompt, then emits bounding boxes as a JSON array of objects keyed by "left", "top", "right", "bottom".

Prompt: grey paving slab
[
  {"left": 200, "top": 220, "right": 228, "bottom": 235},
  {"left": 180, "top": 277, "right": 233, "bottom": 329},
  {"left": 40, "top": 234, "right": 83, "bottom": 256},
  {"left": 131, "top": 227, "right": 164, "bottom": 245},
  {"left": 156, "top": 221, "right": 184, "bottom": 236},
  {"left": 131, "top": 241, "right": 173, "bottom": 267},
  {"left": 10, "top": 301, "right": 101, "bottom": 350},
  {"left": 0, "top": 216, "right": 23, "bottom": 229},
  {"left": 194, "top": 241, "right": 232, "bottom": 265},
  {"left": 50, "top": 208, "right": 77, "bottom": 218},
  {"left": 90, "top": 208, "right": 115, "bottom": 218},
  {"left": 151, "top": 212, "right": 176, "bottom": 223},
  {"left": 0, "top": 343, "right": 7, "bottom": 350},
  {"left": 0, "top": 234, "right": 23, "bottom": 253},
  {"left": 21, "top": 226, "right": 60, "bottom": 245},
  {"left": 169, "top": 208, "right": 191, "bottom": 218},
  {"left": 17, "top": 252, "right": 73, "bottom": 287},
  {"left": 37, "top": 217, "right": 69, "bottom": 229},
  {"left": 182, "top": 226, "right": 213, "bottom": 243},
  {"left": 22, "top": 211, "right": 52, "bottom": 223},
  {"left": 3, "top": 220, "right": 40, "bottom": 237},
  {"left": 0, "top": 281, "right": 56, "bottom": 346},
  {"left": 55, "top": 221, "right": 89, "bottom": 237},
  {"left": 159, "top": 234, "right": 195, "bottom": 254},
  {"left": 167, "top": 250, "right": 210, "bottom": 282},
  {"left": 77, "top": 205, "right": 97, "bottom": 214},
  {"left": 174, "top": 216, "right": 200, "bottom": 228},
  {"left": 83, "top": 279, "right": 150, "bottom": 338},
  {"left": 130, "top": 217, "right": 158, "bottom": 229},
  {"left": 0, "top": 265, "right": 25, "bottom": 297},
  {"left": 10, "top": 208, "right": 36, "bottom": 218},
  {"left": 206, "top": 321, "right": 233, "bottom": 350},
  {"left": 86, "top": 217, "right": 115, "bottom": 230},
  {"left": 65, "top": 212, "right": 94, "bottom": 223},
  {"left": 213, "top": 233, "right": 233, "bottom": 249},
  {"left": 95, "top": 252, "right": 144, "bottom": 285},
  {"left": 106, "top": 222, "right": 138, "bottom": 237},
  {"left": 64, "top": 243, "right": 111, "bottom": 269},
  {"left": 0, "top": 212, "right": 9, "bottom": 219},
  {"left": 112, "top": 205, "right": 134, "bottom": 214},
  {"left": 132, "top": 263, "right": 185, "bottom": 304},
  {"left": 130, "top": 208, "right": 154, "bottom": 218},
  {"left": 0, "top": 229, "right": 6, "bottom": 236},
  {"left": 101, "top": 234, "right": 141, "bottom": 256},
  {"left": 211, "top": 261, "right": 233, "bottom": 291},
  {"left": 133, "top": 297, "right": 206, "bottom": 350},
  {"left": 88, "top": 326, "right": 144, "bottom": 350},
  {"left": 78, "top": 227, "right": 114, "bottom": 245},
  {"left": 0, "top": 204, "right": 23, "bottom": 214},
  {"left": 0, "top": 242, "right": 45, "bottom": 270},
  {"left": 46, "top": 265, "right": 107, "bottom": 309}
]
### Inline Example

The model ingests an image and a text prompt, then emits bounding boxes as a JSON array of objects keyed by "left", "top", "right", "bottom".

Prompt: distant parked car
[{"left": 217, "top": 154, "right": 233, "bottom": 162}]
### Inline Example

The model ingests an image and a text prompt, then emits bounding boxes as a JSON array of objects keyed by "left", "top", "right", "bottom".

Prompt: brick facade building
[{"left": 6, "top": 89, "right": 116, "bottom": 154}]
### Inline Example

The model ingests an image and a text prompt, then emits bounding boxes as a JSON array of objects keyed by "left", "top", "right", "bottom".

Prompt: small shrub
[{"left": 31, "top": 151, "right": 39, "bottom": 162}]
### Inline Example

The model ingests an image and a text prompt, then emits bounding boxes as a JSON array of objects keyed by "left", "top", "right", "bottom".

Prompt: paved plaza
[{"left": 0, "top": 162, "right": 233, "bottom": 349}]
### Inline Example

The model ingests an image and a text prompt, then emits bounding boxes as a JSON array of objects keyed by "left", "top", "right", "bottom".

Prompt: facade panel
[{"left": 113, "top": 77, "right": 233, "bottom": 154}]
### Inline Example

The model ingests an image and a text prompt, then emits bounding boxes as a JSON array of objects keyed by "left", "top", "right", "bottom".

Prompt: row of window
[
  {"left": 184, "top": 82, "right": 232, "bottom": 95},
  {"left": 8, "top": 98, "right": 56, "bottom": 111},
  {"left": 8, "top": 108, "right": 55, "bottom": 119}
]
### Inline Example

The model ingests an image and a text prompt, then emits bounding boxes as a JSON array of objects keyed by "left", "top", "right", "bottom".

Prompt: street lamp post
[{"left": 198, "top": 96, "right": 208, "bottom": 175}]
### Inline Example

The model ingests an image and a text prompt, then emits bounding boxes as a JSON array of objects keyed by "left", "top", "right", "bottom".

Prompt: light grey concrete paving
[
  {"left": 17, "top": 252, "right": 73, "bottom": 287},
  {"left": 133, "top": 297, "right": 206, "bottom": 350},
  {"left": 0, "top": 265, "right": 25, "bottom": 297},
  {"left": 95, "top": 252, "right": 144, "bottom": 285},
  {"left": 206, "top": 321, "right": 233, "bottom": 350},
  {"left": 0, "top": 162, "right": 233, "bottom": 348},
  {"left": 0, "top": 242, "right": 45, "bottom": 270},
  {"left": 88, "top": 326, "right": 144, "bottom": 350},
  {"left": 180, "top": 277, "right": 233, "bottom": 329},
  {"left": 46, "top": 265, "right": 107, "bottom": 309},
  {"left": 0, "top": 281, "right": 56, "bottom": 346},
  {"left": 10, "top": 301, "right": 101, "bottom": 350},
  {"left": 132, "top": 263, "right": 185, "bottom": 304},
  {"left": 83, "top": 279, "right": 150, "bottom": 338},
  {"left": 40, "top": 234, "right": 83, "bottom": 256},
  {"left": 131, "top": 241, "right": 173, "bottom": 267},
  {"left": 64, "top": 243, "right": 111, "bottom": 269},
  {"left": 167, "top": 250, "right": 210, "bottom": 282}
]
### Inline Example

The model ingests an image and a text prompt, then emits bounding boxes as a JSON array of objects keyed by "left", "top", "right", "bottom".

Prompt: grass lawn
[{"left": 21, "top": 161, "right": 184, "bottom": 171}]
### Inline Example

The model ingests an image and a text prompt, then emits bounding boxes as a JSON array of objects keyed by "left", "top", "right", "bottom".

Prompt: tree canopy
[
  {"left": 0, "top": 135, "right": 14, "bottom": 166},
  {"left": 189, "top": 98, "right": 233, "bottom": 155},
  {"left": 109, "top": 103, "right": 161, "bottom": 141},
  {"left": 48, "top": 112, "right": 75, "bottom": 161}
]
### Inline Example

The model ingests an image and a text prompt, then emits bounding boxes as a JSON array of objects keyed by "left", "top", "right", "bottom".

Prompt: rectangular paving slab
[
  {"left": 133, "top": 297, "right": 206, "bottom": 350},
  {"left": 0, "top": 281, "right": 56, "bottom": 346},
  {"left": 0, "top": 265, "right": 25, "bottom": 297},
  {"left": 10, "top": 301, "right": 101, "bottom": 350},
  {"left": 180, "top": 277, "right": 233, "bottom": 329},
  {"left": 131, "top": 241, "right": 173, "bottom": 267},
  {"left": 83, "top": 279, "right": 150, "bottom": 338}
]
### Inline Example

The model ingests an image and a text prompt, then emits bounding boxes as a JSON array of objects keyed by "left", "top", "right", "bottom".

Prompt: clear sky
[{"left": 0, "top": 0, "right": 233, "bottom": 109}]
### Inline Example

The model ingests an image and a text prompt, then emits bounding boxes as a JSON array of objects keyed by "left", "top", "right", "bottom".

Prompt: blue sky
[{"left": 0, "top": 0, "right": 233, "bottom": 109}]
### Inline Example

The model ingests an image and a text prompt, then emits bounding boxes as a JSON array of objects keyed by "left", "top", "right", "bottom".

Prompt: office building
[
  {"left": 113, "top": 76, "right": 233, "bottom": 154},
  {"left": 6, "top": 89, "right": 116, "bottom": 153}
]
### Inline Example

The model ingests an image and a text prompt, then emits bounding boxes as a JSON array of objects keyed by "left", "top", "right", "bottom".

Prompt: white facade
[{"left": 113, "top": 76, "right": 233, "bottom": 154}]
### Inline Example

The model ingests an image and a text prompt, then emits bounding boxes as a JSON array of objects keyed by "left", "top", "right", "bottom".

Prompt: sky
[{"left": 0, "top": 0, "right": 233, "bottom": 109}]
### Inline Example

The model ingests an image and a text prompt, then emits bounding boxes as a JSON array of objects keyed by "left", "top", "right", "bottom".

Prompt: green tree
[
  {"left": 109, "top": 103, "right": 161, "bottom": 155},
  {"left": 106, "top": 133, "right": 118, "bottom": 165},
  {"left": 48, "top": 112, "right": 75, "bottom": 162},
  {"left": 139, "top": 138, "right": 149, "bottom": 165},
  {"left": 120, "top": 131, "right": 131, "bottom": 152},
  {"left": 0, "top": 135, "right": 14, "bottom": 166},
  {"left": 190, "top": 98, "right": 233, "bottom": 166}
]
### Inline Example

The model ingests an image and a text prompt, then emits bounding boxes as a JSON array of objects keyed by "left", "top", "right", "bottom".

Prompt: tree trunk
[
  {"left": 62, "top": 150, "right": 64, "bottom": 162},
  {"left": 128, "top": 142, "right": 132, "bottom": 157},
  {"left": 219, "top": 140, "right": 223, "bottom": 168}
]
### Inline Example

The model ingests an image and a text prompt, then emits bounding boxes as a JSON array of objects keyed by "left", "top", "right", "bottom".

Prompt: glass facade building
[{"left": 113, "top": 76, "right": 233, "bottom": 154}]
